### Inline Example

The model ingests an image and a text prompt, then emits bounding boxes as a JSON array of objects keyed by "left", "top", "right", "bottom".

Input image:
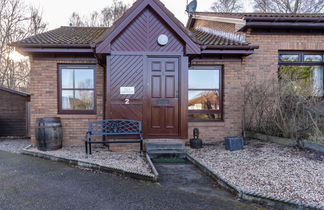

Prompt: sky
[{"left": 23, "top": 0, "right": 253, "bottom": 30}]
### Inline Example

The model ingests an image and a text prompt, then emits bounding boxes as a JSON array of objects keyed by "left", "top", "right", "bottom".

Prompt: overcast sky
[{"left": 23, "top": 0, "right": 253, "bottom": 30}]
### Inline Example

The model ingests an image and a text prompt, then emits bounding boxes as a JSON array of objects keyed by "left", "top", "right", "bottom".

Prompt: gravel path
[
  {"left": 0, "top": 139, "right": 30, "bottom": 153},
  {"left": 26, "top": 145, "right": 154, "bottom": 176},
  {"left": 187, "top": 140, "right": 324, "bottom": 206}
]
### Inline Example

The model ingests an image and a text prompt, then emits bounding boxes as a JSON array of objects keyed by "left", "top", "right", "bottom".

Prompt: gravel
[
  {"left": 187, "top": 140, "right": 324, "bottom": 206},
  {"left": 26, "top": 145, "right": 154, "bottom": 176},
  {"left": 0, "top": 139, "right": 30, "bottom": 153}
]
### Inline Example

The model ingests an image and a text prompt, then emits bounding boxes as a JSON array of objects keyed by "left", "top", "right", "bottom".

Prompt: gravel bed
[
  {"left": 26, "top": 145, "right": 154, "bottom": 176},
  {"left": 0, "top": 139, "right": 30, "bottom": 153},
  {"left": 187, "top": 140, "right": 324, "bottom": 206}
]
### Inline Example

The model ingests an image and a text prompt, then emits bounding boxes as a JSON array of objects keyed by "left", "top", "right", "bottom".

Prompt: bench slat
[{"left": 85, "top": 119, "right": 144, "bottom": 155}]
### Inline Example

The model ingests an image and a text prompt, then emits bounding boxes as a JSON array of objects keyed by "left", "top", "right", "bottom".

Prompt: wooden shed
[{"left": 0, "top": 86, "right": 30, "bottom": 137}]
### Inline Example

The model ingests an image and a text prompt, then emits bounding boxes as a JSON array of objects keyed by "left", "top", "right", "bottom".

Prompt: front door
[{"left": 146, "top": 57, "right": 180, "bottom": 137}]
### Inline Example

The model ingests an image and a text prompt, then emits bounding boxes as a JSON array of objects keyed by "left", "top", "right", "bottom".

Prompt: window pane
[
  {"left": 188, "top": 90, "right": 220, "bottom": 110},
  {"left": 279, "top": 65, "right": 323, "bottom": 96},
  {"left": 74, "top": 90, "right": 94, "bottom": 110},
  {"left": 279, "top": 54, "right": 299, "bottom": 62},
  {"left": 62, "top": 90, "right": 74, "bottom": 109},
  {"left": 189, "top": 70, "right": 219, "bottom": 89},
  {"left": 188, "top": 113, "right": 221, "bottom": 120},
  {"left": 304, "top": 55, "right": 323, "bottom": 62},
  {"left": 75, "top": 69, "right": 94, "bottom": 89},
  {"left": 312, "top": 66, "right": 324, "bottom": 96},
  {"left": 62, "top": 69, "right": 74, "bottom": 88}
]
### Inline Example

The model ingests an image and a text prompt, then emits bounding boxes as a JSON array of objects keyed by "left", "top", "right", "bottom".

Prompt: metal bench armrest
[{"left": 84, "top": 131, "right": 92, "bottom": 142}]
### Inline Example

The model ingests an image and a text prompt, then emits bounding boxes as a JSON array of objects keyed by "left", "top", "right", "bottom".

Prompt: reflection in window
[
  {"left": 279, "top": 54, "right": 299, "bottom": 62},
  {"left": 188, "top": 91, "right": 220, "bottom": 110},
  {"left": 188, "top": 67, "right": 222, "bottom": 121},
  {"left": 60, "top": 66, "right": 95, "bottom": 112},
  {"left": 304, "top": 55, "right": 323, "bottom": 62},
  {"left": 279, "top": 65, "right": 324, "bottom": 96}
]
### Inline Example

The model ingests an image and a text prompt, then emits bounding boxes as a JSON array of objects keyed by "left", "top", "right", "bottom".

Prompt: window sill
[
  {"left": 58, "top": 110, "right": 97, "bottom": 115},
  {"left": 188, "top": 119, "right": 224, "bottom": 123}
]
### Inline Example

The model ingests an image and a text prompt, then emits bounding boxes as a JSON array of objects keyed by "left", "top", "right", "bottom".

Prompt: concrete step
[{"left": 145, "top": 142, "right": 185, "bottom": 157}]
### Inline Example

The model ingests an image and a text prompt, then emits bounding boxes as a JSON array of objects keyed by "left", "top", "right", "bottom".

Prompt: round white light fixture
[{"left": 157, "top": 34, "right": 168, "bottom": 46}]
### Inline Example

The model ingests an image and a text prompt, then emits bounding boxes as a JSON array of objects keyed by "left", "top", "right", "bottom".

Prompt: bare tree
[
  {"left": 211, "top": 0, "right": 243, "bottom": 12},
  {"left": 100, "top": 0, "right": 129, "bottom": 27},
  {"left": 68, "top": 0, "right": 130, "bottom": 27},
  {"left": 69, "top": 12, "right": 85, "bottom": 27},
  {"left": 0, "top": 0, "right": 47, "bottom": 91},
  {"left": 253, "top": 0, "right": 324, "bottom": 13}
]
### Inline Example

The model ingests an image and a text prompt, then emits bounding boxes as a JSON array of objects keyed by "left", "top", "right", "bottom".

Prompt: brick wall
[
  {"left": 193, "top": 19, "right": 245, "bottom": 35},
  {"left": 245, "top": 32, "right": 324, "bottom": 82},
  {"left": 188, "top": 33, "right": 324, "bottom": 143},
  {"left": 29, "top": 33, "right": 324, "bottom": 146},
  {"left": 194, "top": 19, "right": 236, "bottom": 33},
  {"left": 30, "top": 58, "right": 104, "bottom": 146},
  {"left": 0, "top": 90, "right": 28, "bottom": 136}
]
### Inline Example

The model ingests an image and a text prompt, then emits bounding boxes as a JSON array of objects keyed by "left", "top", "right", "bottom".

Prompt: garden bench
[{"left": 84, "top": 119, "right": 144, "bottom": 155}]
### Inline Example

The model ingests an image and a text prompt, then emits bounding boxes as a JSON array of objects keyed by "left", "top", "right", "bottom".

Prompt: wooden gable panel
[{"left": 111, "top": 8, "right": 184, "bottom": 52}]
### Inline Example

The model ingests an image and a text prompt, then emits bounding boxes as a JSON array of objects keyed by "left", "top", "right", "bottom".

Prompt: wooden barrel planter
[{"left": 36, "top": 117, "right": 63, "bottom": 151}]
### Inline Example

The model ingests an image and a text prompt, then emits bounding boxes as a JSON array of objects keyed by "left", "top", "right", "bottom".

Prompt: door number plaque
[{"left": 120, "top": 87, "right": 135, "bottom": 95}]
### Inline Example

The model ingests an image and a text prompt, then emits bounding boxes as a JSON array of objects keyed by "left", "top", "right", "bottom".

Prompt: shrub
[{"left": 243, "top": 78, "right": 324, "bottom": 144}]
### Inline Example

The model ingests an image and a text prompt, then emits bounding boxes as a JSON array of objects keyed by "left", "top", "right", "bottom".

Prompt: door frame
[
  {"left": 105, "top": 52, "right": 188, "bottom": 140},
  {"left": 143, "top": 54, "right": 188, "bottom": 139}
]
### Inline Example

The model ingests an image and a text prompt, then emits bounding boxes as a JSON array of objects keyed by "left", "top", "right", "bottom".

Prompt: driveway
[{"left": 0, "top": 151, "right": 260, "bottom": 210}]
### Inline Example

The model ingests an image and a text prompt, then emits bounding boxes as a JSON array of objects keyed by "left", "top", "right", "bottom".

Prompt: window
[
  {"left": 58, "top": 64, "right": 96, "bottom": 114},
  {"left": 304, "top": 55, "right": 323, "bottom": 62},
  {"left": 188, "top": 66, "right": 223, "bottom": 121},
  {"left": 279, "top": 54, "right": 300, "bottom": 62},
  {"left": 279, "top": 52, "right": 324, "bottom": 97}
]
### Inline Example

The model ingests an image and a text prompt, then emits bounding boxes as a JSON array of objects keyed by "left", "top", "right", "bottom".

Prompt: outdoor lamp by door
[{"left": 190, "top": 128, "right": 203, "bottom": 149}]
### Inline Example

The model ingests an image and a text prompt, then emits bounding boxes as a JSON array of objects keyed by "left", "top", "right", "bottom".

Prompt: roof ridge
[
  {"left": 195, "top": 12, "right": 324, "bottom": 15},
  {"left": 60, "top": 26, "right": 110, "bottom": 29}
]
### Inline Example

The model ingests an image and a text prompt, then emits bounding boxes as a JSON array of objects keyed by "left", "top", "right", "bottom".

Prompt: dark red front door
[{"left": 146, "top": 57, "right": 180, "bottom": 137}]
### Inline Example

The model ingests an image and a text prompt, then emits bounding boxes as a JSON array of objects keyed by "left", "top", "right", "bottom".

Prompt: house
[
  {"left": 0, "top": 86, "right": 30, "bottom": 137},
  {"left": 11, "top": 0, "right": 324, "bottom": 149}
]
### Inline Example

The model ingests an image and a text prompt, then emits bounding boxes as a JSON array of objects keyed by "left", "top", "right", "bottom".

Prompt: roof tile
[
  {"left": 12, "top": 26, "right": 109, "bottom": 47},
  {"left": 191, "top": 28, "right": 247, "bottom": 46}
]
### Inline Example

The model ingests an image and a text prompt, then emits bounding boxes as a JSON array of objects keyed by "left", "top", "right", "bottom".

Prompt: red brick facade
[
  {"left": 245, "top": 31, "right": 324, "bottom": 81},
  {"left": 26, "top": 10, "right": 324, "bottom": 147},
  {"left": 189, "top": 61, "right": 245, "bottom": 143},
  {"left": 29, "top": 57, "right": 246, "bottom": 146},
  {"left": 30, "top": 58, "right": 104, "bottom": 146},
  {"left": 186, "top": 19, "right": 324, "bottom": 143}
]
